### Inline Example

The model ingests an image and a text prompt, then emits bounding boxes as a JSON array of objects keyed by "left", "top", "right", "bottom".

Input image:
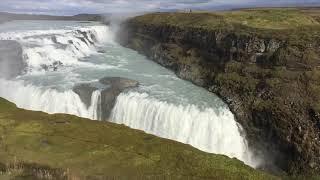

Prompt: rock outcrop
[
  {"left": 73, "top": 83, "right": 98, "bottom": 108},
  {"left": 0, "top": 40, "right": 26, "bottom": 79},
  {"left": 73, "top": 77, "right": 139, "bottom": 120},
  {"left": 118, "top": 9, "right": 320, "bottom": 175},
  {"left": 99, "top": 77, "right": 139, "bottom": 119}
]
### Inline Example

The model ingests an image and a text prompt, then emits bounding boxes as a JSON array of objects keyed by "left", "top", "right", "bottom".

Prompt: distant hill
[{"left": 0, "top": 12, "right": 110, "bottom": 24}]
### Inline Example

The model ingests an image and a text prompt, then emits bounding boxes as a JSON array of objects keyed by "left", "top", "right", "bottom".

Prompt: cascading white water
[
  {"left": 111, "top": 92, "right": 260, "bottom": 167},
  {"left": 0, "top": 79, "right": 101, "bottom": 120},
  {"left": 0, "top": 24, "right": 111, "bottom": 72},
  {"left": 90, "top": 90, "right": 102, "bottom": 120}
]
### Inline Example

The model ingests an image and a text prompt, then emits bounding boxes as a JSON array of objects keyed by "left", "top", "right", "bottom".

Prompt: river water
[{"left": 0, "top": 20, "right": 260, "bottom": 167}]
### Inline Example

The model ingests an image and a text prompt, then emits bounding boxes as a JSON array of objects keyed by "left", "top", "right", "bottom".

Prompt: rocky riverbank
[
  {"left": 0, "top": 97, "right": 276, "bottom": 179},
  {"left": 118, "top": 8, "right": 320, "bottom": 176}
]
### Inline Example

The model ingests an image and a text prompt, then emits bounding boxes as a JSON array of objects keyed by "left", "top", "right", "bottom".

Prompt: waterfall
[
  {"left": 0, "top": 78, "right": 260, "bottom": 167},
  {"left": 111, "top": 92, "right": 260, "bottom": 167},
  {"left": 0, "top": 79, "right": 101, "bottom": 120}
]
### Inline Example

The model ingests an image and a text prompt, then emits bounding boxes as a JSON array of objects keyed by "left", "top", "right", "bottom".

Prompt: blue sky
[{"left": 0, "top": 0, "right": 319, "bottom": 15}]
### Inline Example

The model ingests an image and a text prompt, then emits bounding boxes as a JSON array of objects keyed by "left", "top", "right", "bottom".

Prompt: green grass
[
  {"left": 133, "top": 8, "right": 320, "bottom": 29},
  {"left": 133, "top": 12, "right": 231, "bottom": 30},
  {"left": 0, "top": 98, "right": 277, "bottom": 179},
  {"left": 129, "top": 8, "right": 320, "bottom": 41},
  {"left": 220, "top": 9, "right": 319, "bottom": 29}
]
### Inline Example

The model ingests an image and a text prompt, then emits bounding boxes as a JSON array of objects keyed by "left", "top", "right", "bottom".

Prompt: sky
[{"left": 0, "top": 0, "right": 319, "bottom": 15}]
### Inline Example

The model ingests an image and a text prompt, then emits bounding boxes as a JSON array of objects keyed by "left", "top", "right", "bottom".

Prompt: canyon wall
[{"left": 118, "top": 12, "right": 320, "bottom": 175}]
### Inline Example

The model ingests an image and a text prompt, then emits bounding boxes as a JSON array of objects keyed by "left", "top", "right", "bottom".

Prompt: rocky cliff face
[{"left": 118, "top": 12, "right": 320, "bottom": 175}]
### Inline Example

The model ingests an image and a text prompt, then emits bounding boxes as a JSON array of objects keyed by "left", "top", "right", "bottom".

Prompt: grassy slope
[
  {"left": 132, "top": 8, "right": 320, "bottom": 42},
  {"left": 220, "top": 8, "right": 319, "bottom": 29},
  {"left": 0, "top": 98, "right": 276, "bottom": 179}
]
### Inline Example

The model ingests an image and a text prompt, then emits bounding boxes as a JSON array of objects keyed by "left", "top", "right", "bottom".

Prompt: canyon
[{"left": 1, "top": 7, "right": 320, "bottom": 179}]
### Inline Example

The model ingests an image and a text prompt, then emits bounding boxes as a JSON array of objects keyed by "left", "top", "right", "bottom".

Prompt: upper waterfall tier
[{"left": 0, "top": 20, "right": 112, "bottom": 73}]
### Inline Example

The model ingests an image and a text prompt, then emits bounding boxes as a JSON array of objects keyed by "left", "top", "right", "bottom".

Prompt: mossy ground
[{"left": 0, "top": 98, "right": 276, "bottom": 179}]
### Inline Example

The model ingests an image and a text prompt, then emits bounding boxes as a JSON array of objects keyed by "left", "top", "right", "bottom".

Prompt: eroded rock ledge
[
  {"left": 117, "top": 9, "right": 320, "bottom": 175},
  {"left": 73, "top": 77, "right": 139, "bottom": 120}
]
